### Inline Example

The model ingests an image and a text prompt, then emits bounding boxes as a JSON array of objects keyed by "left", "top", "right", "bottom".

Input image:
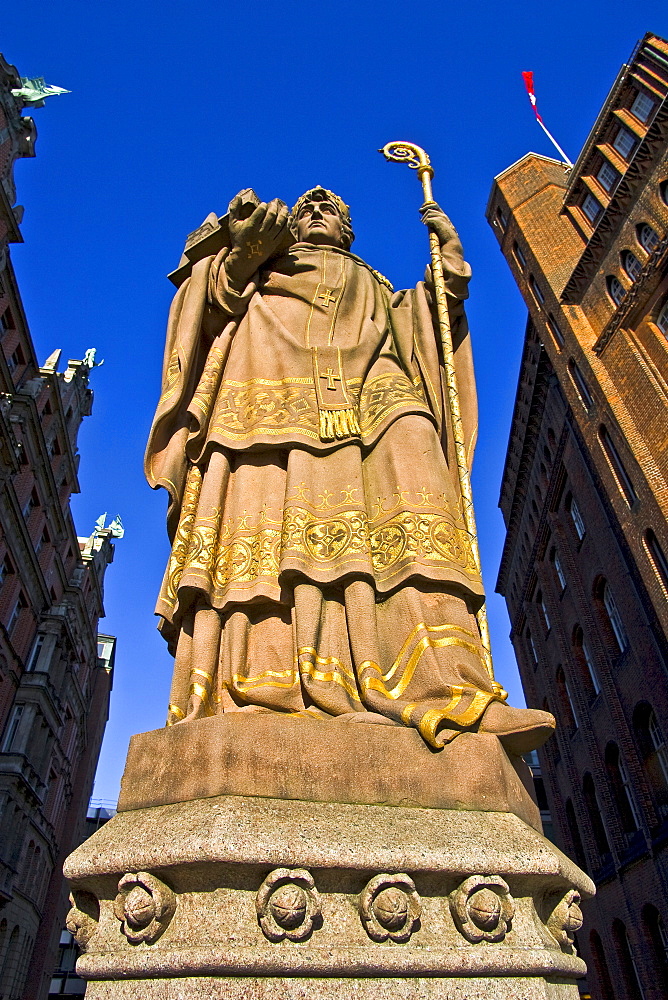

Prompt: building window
[
  {"left": 513, "top": 241, "right": 527, "bottom": 270},
  {"left": 495, "top": 205, "right": 508, "bottom": 231},
  {"left": 7, "top": 593, "right": 25, "bottom": 635},
  {"left": 582, "top": 772, "right": 611, "bottom": 859},
  {"left": 551, "top": 549, "right": 566, "bottom": 591},
  {"left": 655, "top": 297, "right": 668, "bottom": 335},
  {"left": 600, "top": 579, "right": 628, "bottom": 652},
  {"left": 581, "top": 633, "right": 601, "bottom": 695},
  {"left": 661, "top": 180, "right": 668, "bottom": 206},
  {"left": 6, "top": 345, "right": 25, "bottom": 373},
  {"left": 1, "top": 704, "right": 24, "bottom": 750},
  {"left": 605, "top": 743, "right": 641, "bottom": 838},
  {"left": 22, "top": 488, "right": 39, "bottom": 520},
  {"left": 529, "top": 275, "right": 545, "bottom": 305},
  {"left": 622, "top": 249, "right": 642, "bottom": 281},
  {"left": 0, "top": 556, "right": 11, "bottom": 590},
  {"left": 525, "top": 628, "right": 538, "bottom": 667},
  {"left": 26, "top": 634, "right": 45, "bottom": 672},
  {"left": 537, "top": 591, "right": 550, "bottom": 632},
  {"left": 567, "top": 358, "right": 594, "bottom": 410},
  {"left": 597, "top": 160, "right": 619, "bottom": 193},
  {"left": 582, "top": 192, "right": 602, "bottom": 223},
  {"left": 599, "top": 424, "right": 638, "bottom": 505},
  {"left": 642, "top": 905, "right": 668, "bottom": 990},
  {"left": 0, "top": 309, "right": 14, "bottom": 333},
  {"left": 645, "top": 529, "right": 668, "bottom": 594},
  {"left": 631, "top": 90, "right": 655, "bottom": 123},
  {"left": 567, "top": 495, "right": 586, "bottom": 541},
  {"left": 638, "top": 223, "right": 660, "bottom": 253},
  {"left": 613, "top": 125, "right": 636, "bottom": 159},
  {"left": 546, "top": 313, "right": 564, "bottom": 348},
  {"left": 634, "top": 703, "right": 668, "bottom": 820},
  {"left": 607, "top": 275, "right": 625, "bottom": 305}
]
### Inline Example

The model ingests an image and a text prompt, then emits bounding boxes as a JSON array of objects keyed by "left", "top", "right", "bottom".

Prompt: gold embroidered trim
[{"left": 319, "top": 407, "right": 361, "bottom": 441}]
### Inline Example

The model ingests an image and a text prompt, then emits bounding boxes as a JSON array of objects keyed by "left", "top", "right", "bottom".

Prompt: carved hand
[
  {"left": 227, "top": 195, "right": 290, "bottom": 286},
  {"left": 419, "top": 202, "right": 464, "bottom": 255}
]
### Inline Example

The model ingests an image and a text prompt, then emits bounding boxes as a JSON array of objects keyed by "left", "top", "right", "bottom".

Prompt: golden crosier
[{"left": 380, "top": 141, "right": 494, "bottom": 681}]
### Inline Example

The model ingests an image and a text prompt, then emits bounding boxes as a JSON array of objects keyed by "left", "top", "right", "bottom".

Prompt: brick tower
[{"left": 486, "top": 32, "right": 668, "bottom": 1000}]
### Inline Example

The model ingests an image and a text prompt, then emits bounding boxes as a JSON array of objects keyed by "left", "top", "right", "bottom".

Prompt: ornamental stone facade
[
  {"left": 0, "top": 54, "right": 118, "bottom": 1000},
  {"left": 487, "top": 31, "right": 668, "bottom": 1000}
]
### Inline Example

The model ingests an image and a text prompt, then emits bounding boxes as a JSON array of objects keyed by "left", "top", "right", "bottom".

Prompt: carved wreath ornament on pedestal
[
  {"left": 545, "top": 889, "right": 583, "bottom": 952},
  {"left": 359, "top": 873, "right": 422, "bottom": 942},
  {"left": 449, "top": 875, "right": 515, "bottom": 943},
  {"left": 113, "top": 872, "right": 176, "bottom": 944},
  {"left": 256, "top": 868, "right": 322, "bottom": 942}
]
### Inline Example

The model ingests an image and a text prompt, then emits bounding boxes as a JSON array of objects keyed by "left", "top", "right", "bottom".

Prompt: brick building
[
  {"left": 486, "top": 32, "right": 668, "bottom": 1000},
  {"left": 0, "top": 55, "right": 119, "bottom": 1000}
]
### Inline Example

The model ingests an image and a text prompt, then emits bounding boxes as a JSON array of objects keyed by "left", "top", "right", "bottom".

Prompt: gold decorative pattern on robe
[
  {"left": 162, "top": 472, "right": 477, "bottom": 611},
  {"left": 204, "top": 372, "right": 430, "bottom": 447}
]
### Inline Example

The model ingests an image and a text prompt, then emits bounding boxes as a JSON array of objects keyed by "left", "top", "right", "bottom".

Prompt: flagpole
[
  {"left": 379, "top": 141, "right": 497, "bottom": 686},
  {"left": 521, "top": 70, "right": 574, "bottom": 168}
]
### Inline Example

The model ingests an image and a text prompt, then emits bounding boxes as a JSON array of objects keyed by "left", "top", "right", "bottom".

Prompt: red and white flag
[{"left": 521, "top": 70, "right": 543, "bottom": 122}]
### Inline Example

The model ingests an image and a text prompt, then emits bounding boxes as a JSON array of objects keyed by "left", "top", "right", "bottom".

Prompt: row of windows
[
  {"left": 580, "top": 88, "right": 658, "bottom": 224},
  {"left": 589, "top": 911, "right": 668, "bottom": 1000}
]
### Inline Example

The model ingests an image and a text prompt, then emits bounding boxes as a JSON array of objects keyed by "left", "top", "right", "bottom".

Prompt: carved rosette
[
  {"left": 449, "top": 875, "right": 515, "bottom": 943},
  {"left": 359, "top": 873, "right": 422, "bottom": 943},
  {"left": 545, "top": 889, "right": 583, "bottom": 952},
  {"left": 256, "top": 868, "right": 321, "bottom": 942},
  {"left": 65, "top": 890, "right": 99, "bottom": 951},
  {"left": 113, "top": 872, "right": 176, "bottom": 944}
]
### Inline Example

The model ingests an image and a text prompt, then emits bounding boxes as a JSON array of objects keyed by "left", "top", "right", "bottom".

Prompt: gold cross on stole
[
  {"left": 319, "top": 367, "right": 342, "bottom": 391},
  {"left": 318, "top": 288, "right": 338, "bottom": 307}
]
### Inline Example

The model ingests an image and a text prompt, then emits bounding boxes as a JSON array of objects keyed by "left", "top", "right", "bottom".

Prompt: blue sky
[{"left": 3, "top": 3, "right": 667, "bottom": 799}]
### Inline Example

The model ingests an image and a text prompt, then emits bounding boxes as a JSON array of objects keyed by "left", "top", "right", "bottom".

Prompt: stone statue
[{"left": 145, "top": 186, "right": 554, "bottom": 754}]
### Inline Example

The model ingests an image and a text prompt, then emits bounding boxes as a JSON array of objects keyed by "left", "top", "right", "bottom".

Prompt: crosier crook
[{"left": 380, "top": 141, "right": 496, "bottom": 684}]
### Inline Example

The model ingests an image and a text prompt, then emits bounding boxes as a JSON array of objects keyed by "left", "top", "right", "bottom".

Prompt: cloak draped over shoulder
[{"left": 145, "top": 240, "right": 506, "bottom": 748}]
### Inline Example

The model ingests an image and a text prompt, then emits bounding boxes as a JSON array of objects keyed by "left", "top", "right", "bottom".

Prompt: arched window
[
  {"left": 573, "top": 625, "right": 601, "bottom": 696},
  {"left": 599, "top": 425, "right": 637, "bottom": 505},
  {"left": 637, "top": 223, "right": 660, "bottom": 253},
  {"left": 645, "top": 529, "right": 668, "bottom": 594},
  {"left": 0, "top": 926, "right": 19, "bottom": 994},
  {"left": 656, "top": 297, "right": 668, "bottom": 336},
  {"left": 605, "top": 741, "right": 641, "bottom": 839},
  {"left": 633, "top": 703, "right": 668, "bottom": 821},
  {"left": 612, "top": 920, "right": 647, "bottom": 999},
  {"left": 589, "top": 930, "right": 615, "bottom": 999},
  {"left": 622, "top": 249, "right": 642, "bottom": 281},
  {"left": 598, "top": 579, "right": 629, "bottom": 652},
  {"left": 567, "top": 358, "right": 594, "bottom": 410},
  {"left": 564, "top": 799, "right": 587, "bottom": 870},
  {"left": 582, "top": 773, "right": 611, "bottom": 860},
  {"left": 607, "top": 275, "right": 625, "bottom": 305},
  {"left": 642, "top": 904, "right": 668, "bottom": 989}
]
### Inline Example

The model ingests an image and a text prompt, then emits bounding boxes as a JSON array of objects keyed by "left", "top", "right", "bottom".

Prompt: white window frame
[
  {"left": 618, "top": 752, "right": 642, "bottom": 832},
  {"left": 612, "top": 126, "right": 636, "bottom": 159},
  {"left": 608, "top": 275, "right": 625, "bottom": 305},
  {"left": 648, "top": 711, "right": 668, "bottom": 788},
  {"left": 631, "top": 90, "right": 655, "bottom": 123},
  {"left": 597, "top": 161, "right": 618, "bottom": 192},
  {"left": 638, "top": 223, "right": 659, "bottom": 253},
  {"left": 564, "top": 675, "right": 579, "bottom": 729},
  {"left": 623, "top": 250, "right": 642, "bottom": 281},
  {"left": 581, "top": 636, "right": 601, "bottom": 695},
  {"left": 582, "top": 193, "right": 601, "bottom": 223},
  {"left": 26, "top": 634, "right": 45, "bottom": 672}
]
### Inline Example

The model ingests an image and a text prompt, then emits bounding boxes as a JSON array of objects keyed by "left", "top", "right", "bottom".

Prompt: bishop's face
[{"left": 295, "top": 198, "right": 345, "bottom": 248}]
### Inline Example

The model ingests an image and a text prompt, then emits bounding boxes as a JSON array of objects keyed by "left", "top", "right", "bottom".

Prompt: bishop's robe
[{"left": 145, "top": 241, "right": 506, "bottom": 748}]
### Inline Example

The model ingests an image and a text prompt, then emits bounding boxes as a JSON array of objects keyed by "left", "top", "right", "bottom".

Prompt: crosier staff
[{"left": 380, "top": 141, "right": 495, "bottom": 683}]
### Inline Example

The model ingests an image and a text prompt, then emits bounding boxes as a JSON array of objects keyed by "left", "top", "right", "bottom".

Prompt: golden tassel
[{"left": 319, "top": 407, "right": 361, "bottom": 441}]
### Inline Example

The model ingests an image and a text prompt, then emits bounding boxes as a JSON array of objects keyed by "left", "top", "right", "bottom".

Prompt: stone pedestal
[{"left": 65, "top": 714, "right": 593, "bottom": 998}]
